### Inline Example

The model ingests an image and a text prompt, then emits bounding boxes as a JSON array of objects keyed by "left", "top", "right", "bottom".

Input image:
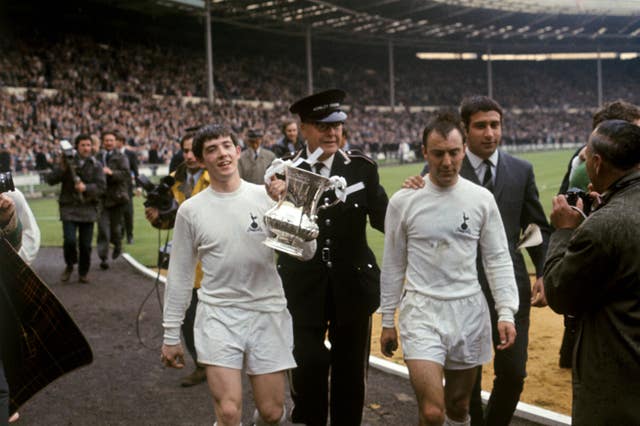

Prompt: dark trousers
[
  {"left": 62, "top": 221, "right": 94, "bottom": 276},
  {"left": 470, "top": 285, "right": 529, "bottom": 426},
  {"left": 289, "top": 317, "right": 371, "bottom": 426},
  {"left": 122, "top": 198, "right": 134, "bottom": 241},
  {"left": 97, "top": 205, "right": 124, "bottom": 261},
  {"left": 0, "top": 357, "right": 8, "bottom": 426},
  {"left": 181, "top": 288, "right": 199, "bottom": 364}
]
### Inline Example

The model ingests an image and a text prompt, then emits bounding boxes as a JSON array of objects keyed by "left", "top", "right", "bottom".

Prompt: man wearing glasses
[{"left": 275, "top": 89, "right": 389, "bottom": 425}]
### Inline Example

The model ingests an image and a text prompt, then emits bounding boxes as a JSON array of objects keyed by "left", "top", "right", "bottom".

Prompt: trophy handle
[{"left": 316, "top": 176, "right": 347, "bottom": 211}]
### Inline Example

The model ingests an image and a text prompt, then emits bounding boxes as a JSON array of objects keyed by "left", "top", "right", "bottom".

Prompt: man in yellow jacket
[{"left": 145, "top": 132, "right": 209, "bottom": 387}]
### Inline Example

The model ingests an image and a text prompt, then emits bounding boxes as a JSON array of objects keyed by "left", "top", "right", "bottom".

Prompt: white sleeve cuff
[
  {"left": 381, "top": 313, "right": 396, "bottom": 329},
  {"left": 163, "top": 327, "right": 182, "bottom": 346},
  {"left": 497, "top": 308, "right": 515, "bottom": 324}
]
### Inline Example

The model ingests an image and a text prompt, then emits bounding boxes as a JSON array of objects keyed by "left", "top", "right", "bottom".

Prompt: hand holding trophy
[{"left": 263, "top": 151, "right": 346, "bottom": 259}]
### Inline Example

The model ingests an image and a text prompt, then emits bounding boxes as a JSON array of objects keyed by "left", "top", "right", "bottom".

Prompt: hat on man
[
  {"left": 290, "top": 89, "right": 348, "bottom": 123},
  {"left": 247, "top": 129, "right": 264, "bottom": 139}
]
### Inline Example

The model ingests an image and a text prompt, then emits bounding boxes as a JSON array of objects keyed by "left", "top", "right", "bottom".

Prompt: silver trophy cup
[{"left": 264, "top": 165, "right": 341, "bottom": 259}]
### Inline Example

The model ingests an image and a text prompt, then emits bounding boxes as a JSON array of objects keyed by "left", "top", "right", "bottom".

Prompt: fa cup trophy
[{"left": 263, "top": 159, "right": 346, "bottom": 260}]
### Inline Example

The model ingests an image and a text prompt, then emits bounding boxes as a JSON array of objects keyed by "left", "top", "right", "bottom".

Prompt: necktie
[
  {"left": 482, "top": 159, "right": 494, "bottom": 191},
  {"left": 186, "top": 174, "right": 195, "bottom": 198},
  {"left": 314, "top": 162, "right": 325, "bottom": 176}
]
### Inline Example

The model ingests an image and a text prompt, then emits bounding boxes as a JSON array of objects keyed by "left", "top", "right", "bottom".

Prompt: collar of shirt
[
  {"left": 305, "top": 147, "right": 335, "bottom": 177},
  {"left": 466, "top": 149, "right": 499, "bottom": 181}
]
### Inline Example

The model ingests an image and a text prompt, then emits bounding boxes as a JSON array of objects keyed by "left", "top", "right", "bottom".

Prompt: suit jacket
[
  {"left": 460, "top": 152, "right": 551, "bottom": 304},
  {"left": 238, "top": 148, "right": 276, "bottom": 185},
  {"left": 123, "top": 148, "right": 139, "bottom": 196},
  {"left": 96, "top": 150, "right": 130, "bottom": 208},
  {"left": 277, "top": 149, "right": 388, "bottom": 326}
]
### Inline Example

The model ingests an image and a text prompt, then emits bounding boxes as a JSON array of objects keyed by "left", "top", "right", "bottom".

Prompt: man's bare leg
[
  {"left": 206, "top": 365, "right": 243, "bottom": 426},
  {"left": 406, "top": 360, "right": 446, "bottom": 426},
  {"left": 443, "top": 367, "right": 478, "bottom": 425},
  {"left": 249, "top": 371, "right": 287, "bottom": 425}
]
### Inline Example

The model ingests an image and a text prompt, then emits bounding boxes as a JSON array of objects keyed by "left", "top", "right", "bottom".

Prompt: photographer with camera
[
  {"left": 96, "top": 131, "right": 130, "bottom": 270},
  {"left": 46, "top": 134, "right": 106, "bottom": 283},
  {"left": 544, "top": 120, "right": 640, "bottom": 424},
  {"left": 144, "top": 131, "right": 210, "bottom": 387},
  {"left": 555, "top": 100, "right": 640, "bottom": 369}
]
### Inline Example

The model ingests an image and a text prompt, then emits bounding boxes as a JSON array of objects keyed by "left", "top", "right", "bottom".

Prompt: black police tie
[
  {"left": 314, "top": 162, "right": 325, "bottom": 176},
  {"left": 482, "top": 159, "right": 494, "bottom": 191}
]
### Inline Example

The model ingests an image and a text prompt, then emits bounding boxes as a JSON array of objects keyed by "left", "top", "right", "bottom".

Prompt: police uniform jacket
[
  {"left": 46, "top": 156, "right": 106, "bottom": 223},
  {"left": 277, "top": 149, "right": 388, "bottom": 326}
]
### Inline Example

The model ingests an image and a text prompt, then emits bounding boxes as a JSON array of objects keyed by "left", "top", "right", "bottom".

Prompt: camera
[
  {"left": 136, "top": 175, "right": 177, "bottom": 213},
  {"left": 60, "top": 139, "right": 76, "bottom": 160},
  {"left": 0, "top": 171, "right": 15, "bottom": 194},
  {"left": 565, "top": 187, "right": 592, "bottom": 214}
]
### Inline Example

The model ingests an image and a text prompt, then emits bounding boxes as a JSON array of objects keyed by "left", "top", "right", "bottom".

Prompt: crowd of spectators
[
  {"left": 3, "top": 33, "right": 639, "bottom": 108},
  {"left": 1, "top": 31, "right": 634, "bottom": 172}
]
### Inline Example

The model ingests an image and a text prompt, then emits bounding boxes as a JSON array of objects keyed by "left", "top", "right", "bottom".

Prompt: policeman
[{"left": 277, "top": 89, "right": 388, "bottom": 425}]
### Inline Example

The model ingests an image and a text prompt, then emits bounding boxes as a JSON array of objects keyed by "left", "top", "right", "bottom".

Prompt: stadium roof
[{"left": 123, "top": 0, "right": 640, "bottom": 52}]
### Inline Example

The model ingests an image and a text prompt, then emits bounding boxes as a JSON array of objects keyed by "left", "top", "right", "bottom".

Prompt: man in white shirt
[
  {"left": 380, "top": 112, "right": 518, "bottom": 426},
  {"left": 160, "top": 124, "right": 315, "bottom": 426}
]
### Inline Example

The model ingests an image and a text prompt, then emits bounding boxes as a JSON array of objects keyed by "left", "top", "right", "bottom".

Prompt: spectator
[
  {"left": 271, "top": 120, "right": 304, "bottom": 158},
  {"left": 238, "top": 129, "right": 275, "bottom": 185}
]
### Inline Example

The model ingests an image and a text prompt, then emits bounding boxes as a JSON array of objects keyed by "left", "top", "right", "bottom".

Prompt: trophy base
[{"left": 263, "top": 237, "right": 305, "bottom": 260}]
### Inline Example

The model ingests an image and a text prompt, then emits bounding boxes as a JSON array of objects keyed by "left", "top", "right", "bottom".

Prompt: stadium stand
[{"left": 0, "top": 1, "right": 637, "bottom": 173}]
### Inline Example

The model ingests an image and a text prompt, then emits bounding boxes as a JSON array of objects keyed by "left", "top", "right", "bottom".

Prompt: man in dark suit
[
  {"left": 460, "top": 96, "right": 551, "bottom": 426},
  {"left": 115, "top": 134, "right": 138, "bottom": 244},
  {"left": 96, "top": 131, "right": 130, "bottom": 270},
  {"left": 459, "top": 96, "right": 551, "bottom": 426},
  {"left": 412, "top": 96, "right": 551, "bottom": 425},
  {"left": 275, "top": 89, "right": 388, "bottom": 425}
]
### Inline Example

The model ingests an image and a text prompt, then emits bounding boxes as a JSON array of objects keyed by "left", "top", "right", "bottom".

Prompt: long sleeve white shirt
[
  {"left": 380, "top": 176, "right": 518, "bottom": 328},
  {"left": 7, "top": 188, "right": 40, "bottom": 264},
  {"left": 162, "top": 180, "right": 315, "bottom": 345}
]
